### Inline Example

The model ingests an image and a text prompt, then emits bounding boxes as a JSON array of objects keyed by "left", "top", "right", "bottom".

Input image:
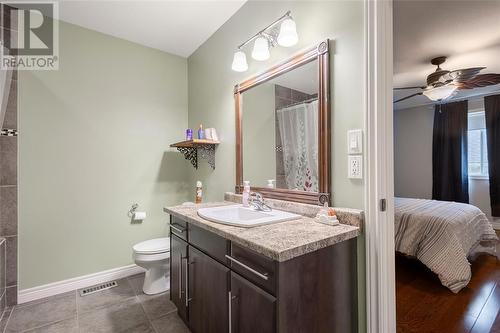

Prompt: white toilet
[{"left": 133, "top": 237, "right": 170, "bottom": 295}]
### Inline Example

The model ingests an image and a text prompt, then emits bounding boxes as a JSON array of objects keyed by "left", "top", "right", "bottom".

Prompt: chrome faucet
[{"left": 249, "top": 192, "right": 272, "bottom": 212}]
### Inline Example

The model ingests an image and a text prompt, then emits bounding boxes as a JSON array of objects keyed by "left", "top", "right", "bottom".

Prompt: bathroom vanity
[
  {"left": 164, "top": 199, "right": 361, "bottom": 333},
  {"left": 163, "top": 39, "right": 362, "bottom": 332}
]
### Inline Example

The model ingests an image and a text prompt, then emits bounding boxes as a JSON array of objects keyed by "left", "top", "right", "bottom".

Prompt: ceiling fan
[{"left": 394, "top": 56, "right": 500, "bottom": 103}]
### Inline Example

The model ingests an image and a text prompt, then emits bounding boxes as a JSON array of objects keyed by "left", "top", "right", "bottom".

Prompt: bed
[{"left": 395, "top": 197, "right": 498, "bottom": 293}]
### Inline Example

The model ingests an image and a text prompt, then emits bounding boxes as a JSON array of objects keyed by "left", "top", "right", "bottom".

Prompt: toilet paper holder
[
  {"left": 128, "top": 203, "right": 139, "bottom": 217},
  {"left": 128, "top": 203, "right": 147, "bottom": 221}
]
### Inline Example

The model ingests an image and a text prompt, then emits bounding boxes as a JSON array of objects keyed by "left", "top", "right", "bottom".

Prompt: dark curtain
[
  {"left": 432, "top": 100, "right": 469, "bottom": 203},
  {"left": 485, "top": 94, "right": 500, "bottom": 216}
]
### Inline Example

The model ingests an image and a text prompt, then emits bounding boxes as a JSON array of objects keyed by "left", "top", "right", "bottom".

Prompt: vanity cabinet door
[
  {"left": 230, "top": 272, "right": 276, "bottom": 333},
  {"left": 189, "top": 246, "right": 230, "bottom": 333},
  {"left": 170, "top": 234, "right": 188, "bottom": 323}
]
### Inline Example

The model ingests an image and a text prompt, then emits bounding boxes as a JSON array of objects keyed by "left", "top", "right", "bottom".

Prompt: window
[{"left": 468, "top": 112, "right": 489, "bottom": 177}]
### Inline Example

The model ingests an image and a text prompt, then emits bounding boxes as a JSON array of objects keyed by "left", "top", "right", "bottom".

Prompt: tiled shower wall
[
  {"left": 1, "top": 10, "right": 18, "bottom": 309},
  {"left": 274, "top": 84, "right": 317, "bottom": 189}
]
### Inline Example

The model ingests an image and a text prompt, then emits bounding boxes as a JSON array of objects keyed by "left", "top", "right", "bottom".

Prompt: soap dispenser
[{"left": 242, "top": 181, "right": 250, "bottom": 207}]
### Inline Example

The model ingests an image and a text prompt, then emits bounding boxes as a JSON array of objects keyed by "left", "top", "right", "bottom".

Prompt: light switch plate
[
  {"left": 348, "top": 155, "right": 363, "bottom": 179},
  {"left": 347, "top": 129, "right": 363, "bottom": 154}
]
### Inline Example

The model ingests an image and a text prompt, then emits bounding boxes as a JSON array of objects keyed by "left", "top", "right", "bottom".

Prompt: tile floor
[{"left": 0, "top": 273, "right": 190, "bottom": 333}]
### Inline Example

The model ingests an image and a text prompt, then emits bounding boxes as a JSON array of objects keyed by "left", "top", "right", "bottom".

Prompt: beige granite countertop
[{"left": 164, "top": 202, "right": 360, "bottom": 262}]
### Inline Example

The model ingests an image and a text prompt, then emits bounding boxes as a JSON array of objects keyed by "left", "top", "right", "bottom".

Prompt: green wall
[
  {"left": 18, "top": 21, "right": 190, "bottom": 289},
  {"left": 18, "top": 3, "right": 366, "bottom": 330},
  {"left": 187, "top": 1, "right": 366, "bottom": 331}
]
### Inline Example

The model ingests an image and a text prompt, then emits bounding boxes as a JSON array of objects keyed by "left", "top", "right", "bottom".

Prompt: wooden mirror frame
[{"left": 234, "top": 39, "right": 331, "bottom": 205}]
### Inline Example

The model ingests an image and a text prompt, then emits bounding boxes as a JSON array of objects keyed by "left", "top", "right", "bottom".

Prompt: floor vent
[{"left": 79, "top": 281, "right": 118, "bottom": 297}]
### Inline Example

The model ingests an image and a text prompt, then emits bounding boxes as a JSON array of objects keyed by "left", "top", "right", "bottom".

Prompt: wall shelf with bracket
[{"left": 170, "top": 139, "right": 219, "bottom": 170}]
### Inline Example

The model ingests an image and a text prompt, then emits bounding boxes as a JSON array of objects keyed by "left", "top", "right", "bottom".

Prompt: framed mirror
[{"left": 234, "top": 39, "right": 331, "bottom": 205}]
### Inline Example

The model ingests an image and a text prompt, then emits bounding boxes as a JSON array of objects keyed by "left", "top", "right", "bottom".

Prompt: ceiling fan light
[
  {"left": 231, "top": 50, "right": 248, "bottom": 72},
  {"left": 277, "top": 18, "right": 298, "bottom": 47},
  {"left": 252, "top": 36, "right": 270, "bottom": 61},
  {"left": 422, "top": 84, "right": 457, "bottom": 101}
]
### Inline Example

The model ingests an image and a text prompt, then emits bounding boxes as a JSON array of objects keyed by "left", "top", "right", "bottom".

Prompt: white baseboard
[{"left": 18, "top": 264, "right": 145, "bottom": 304}]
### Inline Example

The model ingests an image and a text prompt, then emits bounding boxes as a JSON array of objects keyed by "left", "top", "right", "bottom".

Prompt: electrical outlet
[{"left": 348, "top": 155, "right": 362, "bottom": 179}]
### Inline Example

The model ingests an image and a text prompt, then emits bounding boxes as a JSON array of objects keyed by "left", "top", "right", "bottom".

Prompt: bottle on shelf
[
  {"left": 195, "top": 181, "right": 203, "bottom": 204},
  {"left": 197, "top": 124, "right": 205, "bottom": 139}
]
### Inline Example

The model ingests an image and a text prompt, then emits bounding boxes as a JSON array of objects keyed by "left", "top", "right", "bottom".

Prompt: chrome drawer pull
[
  {"left": 228, "top": 291, "right": 232, "bottom": 333},
  {"left": 182, "top": 256, "right": 189, "bottom": 307},
  {"left": 178, "top": 253, "right": 182, "bottom": 299},
  {"left": 225, "top": 255, "right": 269, "bottom": 281},
  {"left": 170, "top": 224, "right": 186, "bottom": 234}
]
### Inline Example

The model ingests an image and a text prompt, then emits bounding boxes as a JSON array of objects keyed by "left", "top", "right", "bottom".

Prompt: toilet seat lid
[{"left": 133, "top": 238, "right": 170, "bottom": 254}]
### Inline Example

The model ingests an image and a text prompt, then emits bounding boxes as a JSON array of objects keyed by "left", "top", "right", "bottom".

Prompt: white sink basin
[{"left": 197, "top": 204, "right": 301, "bottom": 228}]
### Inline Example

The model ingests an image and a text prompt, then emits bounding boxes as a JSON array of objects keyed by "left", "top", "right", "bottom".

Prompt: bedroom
[{"left": 393, "top": 1, "right": 500, "bottom": 332}]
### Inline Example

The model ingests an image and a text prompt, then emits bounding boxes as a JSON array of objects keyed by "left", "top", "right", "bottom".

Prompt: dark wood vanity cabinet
[
  {"left": 170, "top": 234, "right": 188, "bottom": 322},
  {"left": 170, "top": 216, "right": 357, "bottom": 333},
  {"left": 230, "top": 271, "right": 276, "bottom": 333},
  {"left": 188, "top": 246, "right": 229, "bottom": 333}
]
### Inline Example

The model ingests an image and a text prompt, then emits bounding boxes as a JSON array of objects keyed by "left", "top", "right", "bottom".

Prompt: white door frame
[{"left": 364, "top": 0, "right": 396, "bottom": 332}]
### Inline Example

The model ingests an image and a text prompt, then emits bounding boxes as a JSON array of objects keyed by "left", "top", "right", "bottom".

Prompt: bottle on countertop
[
  {"left": 242, "top": 180, "right": 250, "bottom": 207},
  {"left": 197, "top": 124, "right": 205, "bottom": 139},
  {"left": 267, "top": 179, "right": 275, "bottom": 189},
  {"left": 195, "top": 181, "right": 203, "bottom": 204}
]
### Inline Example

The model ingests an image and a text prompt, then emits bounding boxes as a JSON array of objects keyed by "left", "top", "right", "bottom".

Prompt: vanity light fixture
[
  {"left": 251, "top": 36, "right": 270, "bottom": 61},
  {"left": 277, "top": 17, "right": 298, "bottom": 47},
  {"left": 231, "top": 49, "right": 248, "bottom": 72},
  {"left": 231, "top": 11, "right": 298, "bottom": 72}
]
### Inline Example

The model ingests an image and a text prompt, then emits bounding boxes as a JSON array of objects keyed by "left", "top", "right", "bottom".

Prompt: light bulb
[
  {"left": 277, "top": 18, "right": 298, "bottom": 47},
  {"left": 422, "top": 84, "right": 457, "bottom": 101},
  {"left": 251, "top": 36, "right": 270, "bottom": 61},
  {"left": 231, "top": 50, "right": 248, "bottom": 72}
]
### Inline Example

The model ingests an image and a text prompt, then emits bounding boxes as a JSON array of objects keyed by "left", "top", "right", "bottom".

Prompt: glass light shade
[
  {"left": 277, "top": 18, "right": 298, "bottom": 47},
  {"left": 422, "top": 84, "right": 458, "bottom": 101},
  {"left": 251, "top": 37, "right": 270, "bottom": 61},
  {"left": 231, "top": 50, "right": 248, "bottom": 72}
]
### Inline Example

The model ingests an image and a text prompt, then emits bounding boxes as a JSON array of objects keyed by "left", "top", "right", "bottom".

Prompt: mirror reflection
[{"left": 242, "top": 60, "right": 319, "bottom": 192}]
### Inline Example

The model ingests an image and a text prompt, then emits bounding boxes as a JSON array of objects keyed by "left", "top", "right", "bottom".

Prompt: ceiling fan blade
[
  {"left": 393, "top": 92, "right": 423, "bottom": 103},
  {"left": 457, "top": 74, "right": 500, "bottom": 89},
  {"left": 447, "top": 67, "right": 486, "bottom": 83},
  {"left": 394, "top": 86, "right": 426, "bottom": 90}
]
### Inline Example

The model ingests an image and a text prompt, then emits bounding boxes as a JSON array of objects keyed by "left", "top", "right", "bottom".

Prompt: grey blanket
[{"left": 395, "top": 197, "right": 498, "bottom": 293}]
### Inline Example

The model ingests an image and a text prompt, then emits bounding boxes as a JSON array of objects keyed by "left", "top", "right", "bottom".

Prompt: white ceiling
[
  {"left": 394, "top": 0, "right": 500, "bottom": 110},
  {"left": 54, "top": 0, "right": 246, "bottom": 57}
]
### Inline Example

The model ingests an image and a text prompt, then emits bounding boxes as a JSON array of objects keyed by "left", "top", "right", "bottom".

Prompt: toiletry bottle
[
  {"left": 186, "top": 128, "right": 193, "bottom": 140},
  {"left": 195, "top": 181, "right": 203, "bottom": 204},
  {"left": 242, "top": 181, "right": 250, "bottom": 207},
  {"left": 267, "top": 179, "right": 275, "bottom": 189},
  {"left": 197, "top": 124, "right": 205, "bottom": 139}
]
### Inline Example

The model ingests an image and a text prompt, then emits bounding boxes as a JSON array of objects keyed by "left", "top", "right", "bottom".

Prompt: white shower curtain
[{"left": 277, "top": 100, "right": 319, "bottom": 192}]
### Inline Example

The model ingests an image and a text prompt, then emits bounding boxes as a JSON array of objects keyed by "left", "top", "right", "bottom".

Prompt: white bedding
[{"left": 395, "top": 197, "right": 498, "bottom": 293}]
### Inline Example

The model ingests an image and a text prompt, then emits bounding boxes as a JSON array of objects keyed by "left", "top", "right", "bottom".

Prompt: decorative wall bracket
[
  {"left": 0, "top": 128, "right": 18, "bottom": 136},
  {"left": 170, "top": 139, "right": 219, "bottom": 170}
]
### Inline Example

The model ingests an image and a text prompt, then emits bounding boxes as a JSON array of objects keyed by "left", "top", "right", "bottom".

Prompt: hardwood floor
[{"left": 396, "top": 249, "right": 500, "bottom": 333}]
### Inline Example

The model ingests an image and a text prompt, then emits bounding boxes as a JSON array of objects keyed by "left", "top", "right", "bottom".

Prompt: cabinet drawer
[
  {"left": 228, "top": 243, "right": 277, "bottom": 296},
  {"left": 188, "top": 223, "right": 229, "bottom": 264},
  {"left": 170, "top": 216, "right": 188, "bottom": 241}
]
